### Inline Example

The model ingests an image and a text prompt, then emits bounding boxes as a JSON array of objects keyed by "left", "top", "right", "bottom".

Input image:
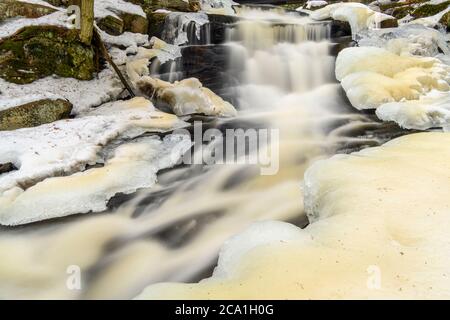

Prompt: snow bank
[
  {"left": 0, "top": 97, "right": 188, "bottom": 225},
  {"left": 311, "top": 3, "right": 396, "bottom": 36},
  {"left": 137, "top": 132, "right": 450, "bottom": 299},
  {"left": 0, "top": 134, "right": 191, "bottom": 226},
  {"left": 0, "top": 68, "right": 123, "bottom": 114},
  {"left": 335, "top": 46, "right": 450, "bottom": 129}
]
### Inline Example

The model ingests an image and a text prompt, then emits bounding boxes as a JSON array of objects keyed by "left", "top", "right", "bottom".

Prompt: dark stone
[
  {"left": 0, "top": 162, "right": 16, "bottom": 174},
  {"left": 147, "top": 12, "right": 168, "bottom": 38},
  {"left": 330, "top": 20, "right": 352, "bottom": 38},
  {"left": 207, "top": 14, "right": 241, "bottom": 44}
]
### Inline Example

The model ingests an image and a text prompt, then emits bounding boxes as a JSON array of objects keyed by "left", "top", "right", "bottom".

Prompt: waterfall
[{"left": 0, "top": 6, "right": 403, "bottom": 299}]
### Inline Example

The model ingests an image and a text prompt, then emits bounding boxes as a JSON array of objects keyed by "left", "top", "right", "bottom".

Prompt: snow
[
  {"left": 136, "top": 77, "right": 237, "bottom": 117},
  {"left": 310, "top": 3, "right": 396, "bottom": 36},
  {"left": 94, "top": 0, "right": 146, "bottom": 19},
  {"left": 335, "top": 46, "right": 450, "bottom": 129},
  {"left": 0, "top": 10, "right": 71, "bottom": 39},
  {"left": 200, "top": 0, "right": 237, "bottom": 15},
  {"left": 306, "top": 1, "right": 328, "bottom": 9},
  {"left": 376, "top": 91, "right": 450, "bottom": 130},
  {"left": 0, "top": 134, "right": 191, "bottom": 226},
  {"left": 0, "top": 68, "right": 124, "bottom": 114},
  {"left": 0, "top": 97, "right": 189, "bottom": 225},
  {"left": 137, "top": 132, "right": 450, "bottom": 299}
]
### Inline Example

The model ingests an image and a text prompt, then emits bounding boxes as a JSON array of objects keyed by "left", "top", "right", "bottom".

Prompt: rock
[
  {"left": 126, "top": 0, "right": 196, "bottom": 13},
  {"left": 0, "top": 162, "right": 16, "bottom": 174},
  {"left": 0, "top": 99, "right": 72, "bottom": 131},
  {"left": 0, "top": 25, "right": 97, "bottom": 84},
  {"left": 121, "top": 12, "right": 149, "bottom": 34},
  {"left": 379, "top": 17, "right": 398, "bottom": 28},
  {"left": 330, "top": 20, "right": 351, "bottom": 38},
  {"left": 439, "top": 12, "right": 450, "bottom": 31},
  {"left": 412, "top": 1, "right": 450, "bottom": 18},
  {"left": 0, "top": 0, "right": 56, "bottom": 21},
  {"left": 97, "top": 12, "right": 148, "bottom": 35},
  {"left": 97, "top": 15, "right": 124, "bottom": 36},
  {"left": 148, "top": 12, "right": 168, "bottom": 38},
  {"left": 208, "top": 14, "right": 241, "bottom": 44}
]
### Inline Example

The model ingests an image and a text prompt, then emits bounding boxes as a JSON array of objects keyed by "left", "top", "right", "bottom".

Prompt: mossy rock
[
  {"left": 439, "top": 11, "right": 450, "bottom": 31},
  {"left": 0, "top": 99, "right": 72, "bottom": 131},
  {"left": 379, "top": 17, "right": 398, "bottom": 28},
  {"left": 0, "top": 0, "right": 56, "bottom": 21},
  {"left": 97, "top": 12, "right": 149, "bottom": 35},
  {"left": 0, "top": 25, "right": 97, "bottom": 84},
  {"left": 412, "top": 0, "right": 450, "bottom": 18}
]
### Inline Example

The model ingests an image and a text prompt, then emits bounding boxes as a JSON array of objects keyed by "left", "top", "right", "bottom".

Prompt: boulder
[
  {"left": 0, "top": 99, "right": 72, "bottom": 131},
  {"left": 148, "top": 12, "right": 168, "bottom": 38},
  {"left": 379, "top": 17, "right": 398, "bottom": 28},
  {"left": 0, "top": 25, "right": 97, "bottom": 84},
  {"left": 97, "top": 12, "right": 149, "bottom": 35},
  {"left": 0, "top": 0, "right": 56, "bottom": 21}
]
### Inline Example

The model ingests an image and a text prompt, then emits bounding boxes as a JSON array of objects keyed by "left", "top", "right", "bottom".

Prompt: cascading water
[{"left": 0, "top": 6, "right": 411, "bottom": 299}]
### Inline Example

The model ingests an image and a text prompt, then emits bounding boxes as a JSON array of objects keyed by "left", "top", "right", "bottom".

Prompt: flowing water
[{"left": 0, "top": 7, "right": 412, "bottom": 299}]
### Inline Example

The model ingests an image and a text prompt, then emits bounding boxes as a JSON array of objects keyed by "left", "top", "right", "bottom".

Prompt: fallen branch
[{"left": 93, "top": 27, "right": 135, "bottom": 98}]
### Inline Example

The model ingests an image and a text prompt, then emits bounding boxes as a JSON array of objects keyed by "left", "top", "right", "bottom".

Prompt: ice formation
[
  {"left": 0, "top": 97, "right": 189, "bottom": 225},
  {"left": 311, "top": 3, "right": 396, "bottom": 35},
  {"left": 94, "top": 0, "right": 146, "bottom": 19},
  {"left": 305, "top": 0, "right": 328, "bottom": 9},
  {"left": 137, "top": 132, "right": 450, "bottom": 299},
  {"left": 200, "top": 0, "right": 237, "bottom": 15},
  {"left": 136, "top": 77, "right": 237, "bottom": 117},
  {"left": 0, "top": 134, "right": 191, "bottom": 226},
  {"left": 161, "top": 12, "right": 209, "bottom": 46},
  {"left": 335, "top": 46, "right": 450, "bottom": 129}
]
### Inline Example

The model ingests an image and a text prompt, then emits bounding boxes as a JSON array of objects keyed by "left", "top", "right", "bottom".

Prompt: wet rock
[
  {"left": 97, "top": 15, "right": 125, "bottom": 36},
  {"left": 330, "top": 20, "right": 351, "bottom": 38},
  {"left": 148, "top": 12, "right": 168, "bottom": 38},
  {"left": 0, "top": 0, "right": 56, "bottom": 21},
  {"left": 0, "top": 25, "right": 97, "bottom": 84},
  {"left": 0, "top": 163, "right": 16, "bottom": 175},
  {"left": 208, "top": 14, "right": 241, "bottom": 44},
  {"left": 379, "top": 17, "right": 398, "bottom": 28},
  {"left": 0, "top": 98, "right": 72, "bottom": 130},
  {"left": 180, "top": 44, "right": 239, "bottom": 101}
]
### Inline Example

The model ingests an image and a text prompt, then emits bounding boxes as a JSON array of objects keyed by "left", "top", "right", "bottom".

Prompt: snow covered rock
[
  {"left": 311, "top": 2, "right": 397, "bottom": 36},
  {"left": 335, "top": 46, "right": 450, "bottom": 129},
  {"left": 137, "top": 77, "right": 237, "bottom": 117},
  {"left": 0, "top": 97, "right": 189, "bottom": 225},
  {"left": 0, "top": 134, "right": 192, "bottom": 226},
  {"left": 0, "top": 0, "right": 56, "bottom": 21}
]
